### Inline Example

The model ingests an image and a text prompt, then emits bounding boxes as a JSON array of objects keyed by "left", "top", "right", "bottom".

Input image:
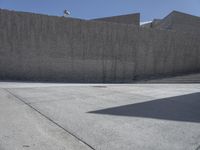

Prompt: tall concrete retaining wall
[{"left": 0, "top": 9, "right": 200, "bottom": 82}]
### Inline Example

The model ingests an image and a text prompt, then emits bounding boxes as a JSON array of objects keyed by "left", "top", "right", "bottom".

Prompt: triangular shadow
[{"left": 88, "top": 92, "right": 200, "bottom": 123}]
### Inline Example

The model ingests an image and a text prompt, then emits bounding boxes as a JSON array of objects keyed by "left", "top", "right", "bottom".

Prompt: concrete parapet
[
  {"left": 149, "top": 11, "right": 200, "bottom": 34},
  {"left": 91, "top": 13, "right": 140, "bottom": 26}
]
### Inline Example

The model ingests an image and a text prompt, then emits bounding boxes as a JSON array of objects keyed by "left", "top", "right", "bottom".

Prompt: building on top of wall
[
  {"left": 91, "top": 13, "right": 140, "bottom": 26},
  {"left": 141, "top": 11, "right": 200, "bottom": 34}
]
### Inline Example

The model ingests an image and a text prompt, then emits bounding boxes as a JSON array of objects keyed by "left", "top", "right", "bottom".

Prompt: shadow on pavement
[{"left": 88, "top": 92, "right": 200, "bottom": 123}]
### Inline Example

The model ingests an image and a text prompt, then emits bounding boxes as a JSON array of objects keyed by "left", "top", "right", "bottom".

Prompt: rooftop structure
[
  {"left": 91, "top": 13, "right": 140, "bottom": 26},
  {"left": 142, "top": 11, "right": 200, "bottom": 34}
]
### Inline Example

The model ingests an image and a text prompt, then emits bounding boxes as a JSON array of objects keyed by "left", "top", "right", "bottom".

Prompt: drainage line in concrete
[{"left": 4, "top": 88, "right": 95, "bottom": 150}]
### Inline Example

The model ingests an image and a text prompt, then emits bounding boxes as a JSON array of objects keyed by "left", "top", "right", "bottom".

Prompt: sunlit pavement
[{"left": 0, "top": 74, "right": 200, "bottom": 150}]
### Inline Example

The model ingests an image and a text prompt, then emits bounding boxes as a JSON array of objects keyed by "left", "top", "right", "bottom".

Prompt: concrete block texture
[
  {"left": 0, "top": 9, "right": 200, "bottom": 83},
  {"left": 91, "top": 13, "right": 140, "bottom": 26},
  {"left": 153, "top": 11, "right": 200, "bottom": 34}
]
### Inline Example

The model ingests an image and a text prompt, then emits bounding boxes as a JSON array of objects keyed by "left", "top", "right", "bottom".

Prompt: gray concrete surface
[
  {"left": 0, "top": 9, "right": 200, "bottom": 82},
  {"left": 0, "top": 88, "right": 92, "bottom": 150},
  {"left": 91, "top": 13, "right": 140, "bottom": 25},
  {"left": 140, "top": 73, "right": 200, "bottom": 83},
  {"left": 153, "top": 11, "right": 200, "bottom": 34},
  {"left": 0, "top": 74, "right": 200, "bottom": 150}
]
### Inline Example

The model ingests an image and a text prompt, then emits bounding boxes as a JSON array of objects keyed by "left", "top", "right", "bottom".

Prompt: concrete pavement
[
  {"left": 0, "top": 76, "right": 200, "bottom": 149},
  {"left": 0, "top": 88, "right": 92, "bottom": 150}
]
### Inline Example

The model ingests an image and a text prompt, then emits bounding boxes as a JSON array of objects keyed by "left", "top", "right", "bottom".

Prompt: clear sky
[{"left": 0, "top": 0, "right": 200, "bottom": 22}]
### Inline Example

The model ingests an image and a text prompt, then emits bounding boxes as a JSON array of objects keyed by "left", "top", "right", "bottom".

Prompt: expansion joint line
[{"left": 4, "top": 88, "right": 95, "bottom": 150}]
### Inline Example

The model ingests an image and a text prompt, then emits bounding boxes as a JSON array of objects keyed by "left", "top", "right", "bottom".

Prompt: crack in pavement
[{"left": 4, "top": 88, "right": 95, "bottom": 150}]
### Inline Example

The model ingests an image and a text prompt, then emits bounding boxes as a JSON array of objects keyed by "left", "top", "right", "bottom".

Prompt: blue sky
[{"left": 0, "top": 0, "right": 199, "bottom": 22}]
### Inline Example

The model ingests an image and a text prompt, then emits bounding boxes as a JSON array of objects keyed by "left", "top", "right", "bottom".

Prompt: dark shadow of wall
[
  {"left": 0, "top": 9, "right": 200, "bottom": 83},
  {"left": 88, "top": 92, "right": 200, "bottom": 123}
]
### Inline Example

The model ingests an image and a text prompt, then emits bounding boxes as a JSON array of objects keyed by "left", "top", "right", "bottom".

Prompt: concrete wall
[
  {"left": 153, "top": 11, "right": 200, "bottom": 34},
  {"left": 91, "top": 13, "right": 140, "bottom": 26},
  {"left": 0, "top": 9, "right": 200, "bottom": 82},
  {"left": 135, "top": 28, "right": 200, "bottom": 79}
]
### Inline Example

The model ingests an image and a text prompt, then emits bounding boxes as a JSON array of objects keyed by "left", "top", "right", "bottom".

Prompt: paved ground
[{"left": 0, "top": 74, "right": 200, "bottom": 150}]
